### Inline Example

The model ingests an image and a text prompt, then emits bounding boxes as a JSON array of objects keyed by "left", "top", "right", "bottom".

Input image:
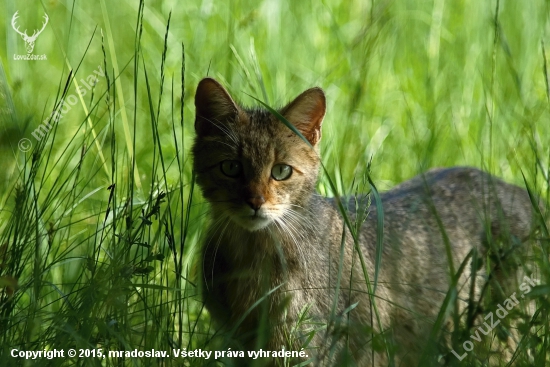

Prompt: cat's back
[
  {"left": 380, "top": 166, "right": 533, "bottom": 236},
  {"left": 380, "top": 166, "right": 527, "bottom": 206},
  {"left": 337, "top": 166, "right": 535, "bottom": 254}
]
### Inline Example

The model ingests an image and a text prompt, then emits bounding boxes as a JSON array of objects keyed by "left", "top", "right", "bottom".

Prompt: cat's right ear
[{"left": 195, "top": 78, "right": 240, "bottom": 137}]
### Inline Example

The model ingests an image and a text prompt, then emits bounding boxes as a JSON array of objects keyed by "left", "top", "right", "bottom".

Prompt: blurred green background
[
  {"left": 2, "top": 0, "right": 549, "bottom": 187},
  {"left": 0, "top": 0, "right": 548, "bottom": 365}
]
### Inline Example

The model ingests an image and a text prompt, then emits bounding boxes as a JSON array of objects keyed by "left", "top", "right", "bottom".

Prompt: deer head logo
[{"left": 11, "top": 11, "right": 49, "bottom": 54}]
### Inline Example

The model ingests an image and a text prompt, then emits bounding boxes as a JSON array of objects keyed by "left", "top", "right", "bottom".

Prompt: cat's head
[{"left": 192, "top": 78, "right": 325, "bottom": 232}]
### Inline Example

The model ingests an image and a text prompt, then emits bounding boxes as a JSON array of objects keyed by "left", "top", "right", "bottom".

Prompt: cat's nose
[{"left": 246, "top": 196, "right": 265, "bottom": 211}]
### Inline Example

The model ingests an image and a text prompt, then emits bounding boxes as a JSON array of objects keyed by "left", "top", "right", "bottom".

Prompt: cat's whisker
[
  {"left": 202, "top": 215, "right": 226, "bottom": 257},
  {"left": 270, "top": 218, "right": 289, "bottom": 269},
  {"left": 273, "top": 216, "right": 307, "bottom": 273},
  {"left": 284, "top": 203, "right": 319, "bottom": 219},
  {"left": 283, "top": 208, "right": 317, "bottom": 234},
  {"left": 218, "top": 140, "right": 237, "bottom": 150},
  {"left": 202, "top": 214, "right": 231, "bottom": 289},
  {"left": 208, "top": 218, "right": 232, "bottom": 288},
  {"left": 202, "top": 116, "right": 240, "bottom": 145},
  {"left": 279, "top": 214, "right": 308, "bottom": 241},
  {"left": 277, "top": 214, "right": 308, "bottom": 270},
  {"left": 286, "top": 203, "right": 306, "bottom": 209}
]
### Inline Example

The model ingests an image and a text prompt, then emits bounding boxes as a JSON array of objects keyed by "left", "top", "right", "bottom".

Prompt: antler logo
[{"left": 11, "top": 11, "right": 49, "bottom": 54}]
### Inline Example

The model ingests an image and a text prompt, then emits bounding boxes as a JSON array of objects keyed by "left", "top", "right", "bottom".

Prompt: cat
[{"left": 192, "top": 77, "right": 542, "bottom": 366}]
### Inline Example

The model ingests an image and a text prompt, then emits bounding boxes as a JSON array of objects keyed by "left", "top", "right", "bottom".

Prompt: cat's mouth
[{"left": 231, "top": 212, "right": 272, "bottom": 231}]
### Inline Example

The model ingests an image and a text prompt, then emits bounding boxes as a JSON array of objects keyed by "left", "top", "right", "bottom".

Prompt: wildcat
[{"left": 192, "top": 77, "right": 541, "bottom": 366}]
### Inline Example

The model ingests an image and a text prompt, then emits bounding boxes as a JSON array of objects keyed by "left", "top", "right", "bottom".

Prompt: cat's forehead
[
  {"left": 237, "top": 108, "right": 282, "bottom": 145},
  {"left": 244, "top": 108, "right": 278, "bottom": 129}
]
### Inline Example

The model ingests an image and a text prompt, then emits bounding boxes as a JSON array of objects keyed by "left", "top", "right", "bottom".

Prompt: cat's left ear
[{"left": 281, "top": 87, "right": 326, "bottom": 146}]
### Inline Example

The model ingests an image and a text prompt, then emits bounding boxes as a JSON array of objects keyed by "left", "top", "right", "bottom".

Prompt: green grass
[{"left": 0, "top": 0, "right": 549, "bottom": 366}]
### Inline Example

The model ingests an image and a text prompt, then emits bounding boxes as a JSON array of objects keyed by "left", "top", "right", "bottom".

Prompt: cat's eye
[
  {"left": 271, "top": 164, "right": 292, "bottom": 181},
  {"left": 220, "top": 160, "right": 242, "bottom": 177}
]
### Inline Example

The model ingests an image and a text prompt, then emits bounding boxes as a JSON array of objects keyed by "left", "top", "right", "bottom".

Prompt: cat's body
[{"left": 192, "top": 78, "right": 540, "bottom": 366}]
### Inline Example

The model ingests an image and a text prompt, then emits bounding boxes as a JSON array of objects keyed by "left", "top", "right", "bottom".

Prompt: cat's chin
[{"left": 231, "top": 215, "right": 272, "bottom": 232}]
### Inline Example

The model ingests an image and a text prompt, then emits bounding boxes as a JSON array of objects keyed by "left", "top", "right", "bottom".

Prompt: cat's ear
[
  {"left": 281, "top": 87, "right": 326, "bottom": 146},
  {"left": 195, "top": 78, "right": 240, "bottom": 137}
]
